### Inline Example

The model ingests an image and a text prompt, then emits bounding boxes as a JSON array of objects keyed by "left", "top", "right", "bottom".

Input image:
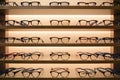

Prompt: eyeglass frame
[
  {"left": 76, "top": 68, "right": 96, "bottom": 77},
  {"left": 77, "top": 20, "right": 98, "bottom": 26},
  {"left": 77, "top": 2, "right": 97, "bottom": 6},
  {"left": 20, "top": 37, "right": 44, "bottom": 43},
  {"left": 50, "top": 20, "right": 70, "bottom": 26},
  {"left": 21, "top": 1, "right": 41, "bottom": 6},
  {"left": 50, "top": 68, "right": 70, "bottom": 78},
  {"left": 76, "top": 52, "right": 98, "bottom": 60},
  {"left": 50, "top": 37, "right": 71, "bottom": 44},
  {"left": 100, "top": 2, "right": 113, "bottom": 6},
  {"left": 49, "top": 1, "right": 70, "bottom": 6},
  {"left": 21, "top": 20, "right": 42, "bottom": 26},
  {"left": 76, "top": 37, "right": 99, "bottom": 43},
  {"left": 22, "top": 68, "right": 44, "bottom": 78},
  {"left": 50, "top": 52, "right": 70, "bottom": 60}
]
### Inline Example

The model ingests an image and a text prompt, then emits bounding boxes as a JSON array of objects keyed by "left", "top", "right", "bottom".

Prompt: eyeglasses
[
  {"left": 100, "top": 37, "right": 114, "bottom": 43},
  {"left": 0, "top": 37, "right": 44, "bottom": 44},
  {"left": 22, "top": 68, "right": 43, "bottom": 78},
  {"left": 77, "top": 52, "right": 97, "bottom": 60},
  {"left": 77, "top": 2, "right": 97, "bottom": 6},
  {"left": 76, "top": 37, "right": 99, "bottom": 43},
  {"left": 21, "top": 1, "right": 40, "bottom": 6},
  {"left": 5, "top": 20, "right": 16, "bottom": 26},
  {"left": 21, "top": 20, "right": 41, "bottom": 26},
  {"left": 6, "top": 67, "right": 25, "bottom": 77},
  {"left": 21, "top": 37, "right": 44, "bottom": 43},
  {"left": 98, "top": 20, "right": 114, "bottom": 26},
  {"left": 77, "top": 51, "right": 119, "bottom": 60},
  {"left": 95, "top": 67, "right": 120, "bottom": 77},
  {"left": 50, "top": 68, "right": 70, "bottom": 78},
  {"left": 4, "top": 52, "right": 25, "bottom": 60},
  {"left": 100, "top": 2, "right": 113, "bottom": 6},
  {"left": 94, "top": 52, "right": 113, "bottom": 60},
  {"left": 76, "top": 68, "right": 96, "bottom": 78},
  {"left": 1, "top": 20, "right": 42, "bottom": 26},
  {"left": 0, "top": 20, "right": 17, "bottom": 26},
  {"left": 4, "top": 52, "right": 43, "bottom": 60},
  {"left": 0, "top": 20, "right": 26, "bottom": 26},
  {"left": 0, "top": 37, "right": 20, "bottom": 43},
  {"left": 0, "top": 67, "right": 43, "bottom": 78},
  {"left": 49, "top": 2, "right": 70, "bottom": 6},
  {"left": 50, "top": 52, "right": 70, "bottom": 60},
  {"left": 50, "top": 20, "right": 70, "bottom": 26},
  {"left": 22, "top": 52, "right": 43, "bottom": 60},
  {"left": 50, "top": 37, "right": 70, "bottom": 44},
  {"left": 0, "top": 67, "right": 20, "bottom": 77},
  {"left": 77, "top": 20, "right": 98, "bottom": 26},
  {"left": 0, "top": 2, "right": 18, "bottom": 6},
  {"left": 103, "top": 20, "right": 114, "bottom": 26}
]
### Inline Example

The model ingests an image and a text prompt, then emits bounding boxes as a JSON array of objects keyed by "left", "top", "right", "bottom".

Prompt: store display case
[{"left": 0, "top": 0, "right": 120, "bottom": 80}]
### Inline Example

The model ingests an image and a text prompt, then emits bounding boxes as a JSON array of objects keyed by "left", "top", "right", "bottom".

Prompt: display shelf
[
  {"left": 0, "top": 78, "right": 119, "bottom": 80},
  {"left": 0, "top": 26, "right": 115, "bottom": 30},
  {"left": 0, "top": 60, "right": 119, "bottom": 64},
  {"left": 0, "top": 43, "right": 115, "bottom": 46},
  {"left": 0, "top": 6, "right": 118, "bottom": 10}
]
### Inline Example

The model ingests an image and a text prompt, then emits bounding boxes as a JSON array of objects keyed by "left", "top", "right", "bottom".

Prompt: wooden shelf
[
  {"left": 0, "top": 43, "right": 114, "bottom": 46},
  {"left": 0, "top": 78, "right": 119, "bottom": 80},
  {"left": 0, "top": 6, "right": 117, "bottom": 9},
  {"left": 0, "top": 26, "right": 115, "bottom": 30},
  {"left": 0, "top": 60, "right": 119, "bottom": 64}
]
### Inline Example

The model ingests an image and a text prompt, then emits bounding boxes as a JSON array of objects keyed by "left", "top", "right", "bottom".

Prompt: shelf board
[
  {"left": 0, "top": 78, "right": 119, "bottom": 80},
  {"left": 0, "top": 60, "right": 119, "bottom": 63},
  {"left": 0, "top": 6, "right": 117, "bottom": 9},
  {"left": 0, "top": 26, "right": 114, "bottom": 30},
  {"left": 0, "top": 43, "right": 114, "bottom": 46}
]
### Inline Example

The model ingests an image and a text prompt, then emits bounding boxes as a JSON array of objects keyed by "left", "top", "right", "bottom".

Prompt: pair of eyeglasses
[
  {"left": 0, "top": 67, "right": 24, "bottom": 77},
  {"left": 0, "top": 20, "right": 20, "bottom": 26},
  {"left": 76, "top": 37, "right": 99, "bottom": 43},
  {"left": 94, "top": 52, "right": 113, "bottom": 60},
  {"left": 77, "top": 52, "right": 98, "bottom": 60},
  {"left": 99, "top": 37, "right": 114, "bottom": 43},
  {"left": 0, "top": 37, "right": 23, "bottom": 43},
  {"left": 22, "top": 52, "right": 43, "bottom": 60},
  {"left": 49, "top": 2, "right": 69, "bottom": 6},
  {"left": 0, "top": 2, "right": 18, "bottom": 6},
  {"left": 0, "top": 37, "right": 44, "bottom": 44},
  {"left": 100, "top": 2, "right": 113, "bottom": 6},
  {"left": 50, "top": 20, "right": 70, "bottom": 26},
  {"left": 22, "top": 68, "right": 43, "bottom": 78},
  {"left": 77, "top": 2, "right": 97, "bottom": 6},
  {"left": 4, "top": 52, "right": 43, "bottom": 60},
  {"left": 5, "top": 52, "right": 25, "bottom": 60},
  {"left": 0, "top": 37, "right": 21, "bottom": 43},
  {"left": 2, "top": 20, "right": 42, "bottom": 26},
  {"left": 21, "top": 20, "right": 41, "bottom": 26},
  {"left": 50, "top": 37, "right": 70, "bottom": 44},
  {"left": 50, "top": 68, "right": 70, "bottom": 78},
  {"left": 76, "top": 68, "right": 96, "bottom": 78},
  {"left": 21, "top": 1, "right": 40, "bottom": 6},
  {"left": 77, "top": 20, "right": 98, "bottom": 26},
  {"left": 77, "top": 52, "right": 119, "bottom": 60},
  {"left": 50, "top": 52, "right": 70, "bottom": 60},
  {"left": 21, "top": 37, "right": 44, "bottom": 43},
  {"left": 96, "top": 67, "right": 120, "bottom": 77},
  {"left": 0, "top": 67, "right": 43, "bottom": 78},
  {"left": 98, "top": 20, "right": 114, "bottom": 26}
]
